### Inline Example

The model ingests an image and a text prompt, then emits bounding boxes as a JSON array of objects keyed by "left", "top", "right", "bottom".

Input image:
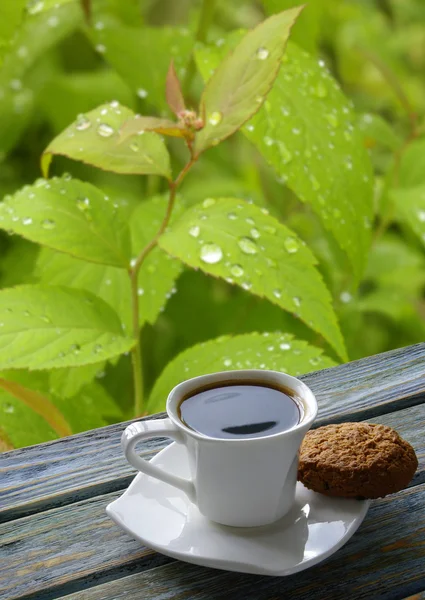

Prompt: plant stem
[
  {"left": 183, "top": 0, "right": 217, "bottom": 94},
  {"left": 129, "top": 156, "right": 198, "bottom": 417}
]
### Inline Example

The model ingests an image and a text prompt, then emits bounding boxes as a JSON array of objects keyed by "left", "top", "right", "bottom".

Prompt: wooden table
[{"left": 1, "top": 343, "right": 425, "bottom": 600}]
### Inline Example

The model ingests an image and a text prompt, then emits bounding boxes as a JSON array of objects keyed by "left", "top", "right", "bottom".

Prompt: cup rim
[{"left": 166, "top": 369, "right": 318, "bottom": 443}]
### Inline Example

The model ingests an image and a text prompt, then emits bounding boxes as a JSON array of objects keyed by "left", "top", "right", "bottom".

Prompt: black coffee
[{"left": 178, "top": 381, "right": 301, "bottom": 439}]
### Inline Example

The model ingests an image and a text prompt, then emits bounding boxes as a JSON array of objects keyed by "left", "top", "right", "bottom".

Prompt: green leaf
[
  {"left": 0, "top": 176, "right": 131, "bottom": 268},
  {"left": 88, "top": 19, "right": 193, "bottom": 110},
  {"left": 262, "top": 0, "right": 323, "bottom": 53},
  {"left": 0, "top": 2, "right": 82, "bottom": 83},
  {"left": 158, "top": 198, "right": 346, "bottom": 360},
  {"left": 34, "top": 195, "right": 184, "bottom": 328},
  {"left": 42, "top": 103, "right": 171, "bottom": 179},
  {"left": 390, "top": 184, "right": 425, "bottom": 250},
  {"left": 0, "top": 285, "right": 134, "bottom": 370},
  {"left": 148, "top": 332, "right": 336, "bottom": 413},
  {"left": 130, "top": 196, "right": 184, "bottom": 325},
  {"left": 0, "top": 388, "right": 57, "bottom": 447},
  {"left": 195, "top": 39, "right": 374, "bottom": 279},
  {"left": 358, "top": 113, "right": 403, "bottom": 151},
  {"left": 0, "top": 0, "right": 26, "bottom": 50},
  {"left": 0, "top": 87, "right": 33, "bottom": 155},
  {"left": 398, "top": 138, "right": 425, "bottom": 187},
  {"left": 49, "top": 363, "right": 105, "bottom": 399},
  {"left": 194, "top": 7, "right": 303, "bottom": 155},
  {"left": 53, "top": 381, "right": 122, "bottom": 433}
]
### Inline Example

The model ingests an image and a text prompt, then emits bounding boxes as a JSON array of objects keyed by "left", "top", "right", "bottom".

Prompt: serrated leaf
[
  {"left": 195, "top": 39, "right": 374, "bottom": 279},
  {"left": 0, "top": 285, "right": 134, "bottom": 370},
  {"left": 398, "top": 138, "right": 425, "bottom": 187},
  {"left": 148, "top": 332, "right": 336, "bottom": 412},
  {"left": 159, "top": 198, "right": 346, "bottom": 360},
  {"left": 42, "top": 103, "right": 171, "bottom": 179},
  {"left": 194, "top": 7, "right": 303, "bottom": 155},
  {"left": 390, "top": 184, "right": 425, "bottom": 249},
  {"left": 357, "top": 113, "right": 402, "bottom": 151},
  {"left": 0, "top": 176, "right": 131, "bottom": 268},
  {"left": 34, "top": 195, "right": 184, "bottom": 328},
  {"left": 120, "top": 116, "right": 188, "bottom": 141},
  {"left": 89, "top": 19, "right": 193, "bottom": 110}
]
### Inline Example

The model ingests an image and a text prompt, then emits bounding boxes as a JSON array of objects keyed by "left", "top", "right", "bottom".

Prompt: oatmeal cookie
[{"left": 298, "top": 422, "right": 418, "bottom": 499}]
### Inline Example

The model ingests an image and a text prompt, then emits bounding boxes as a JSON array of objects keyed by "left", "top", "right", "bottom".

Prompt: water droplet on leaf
[
  {"left": 200, "top": 243, "right": 223, "bottom": 264},
  {"left": 137, "top": 88, "right": 148, "bottom": 99},
  {"left": 273, "top": 289, "right": 282, "bottom": 299},
  {"left": 202, "top": 198, "right": 215, "bottom": 208},
  {"left": 41, "top": 219, "right": 56, "bottom": 230},
  {"left": 284, "top": 237, "right": 299, "bottom": 253},
  {"left": 256, "top": 47, "right": 269, "bottom": 60},
  {"left": 189, "top": 225, "right": 200, "bottom": 238},
  {"left": 238, "top": 237, "right": 258, "bottom": 255},
  {"left": 208, "top": 112, "right": 222, "bottom": 126},
  {"left": 230, "top": 264, "right": 244, "bottom": 277},
  {"left": 279, "top": 342, "right": 291, "bottom": 350},
  {"left": 293, "top": 296, "right": 301, "bottom": 307},
  {"left": 97, "top": 123, "right": 114, "bottom": 137}
]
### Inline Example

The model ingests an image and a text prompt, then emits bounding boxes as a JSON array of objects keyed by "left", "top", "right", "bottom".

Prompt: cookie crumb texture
[{"left": 298, "top": 422, "right": 418, "bottom": 499}]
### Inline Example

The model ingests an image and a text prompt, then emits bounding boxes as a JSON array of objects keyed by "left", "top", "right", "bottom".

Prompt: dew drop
[
  {"left": 200, "top": 243, "right": 223, "bottom": 264},
  {"left": 230, "top": 264, "right": 244, "bottom": 277},
  {"left": 96, "top": 44, "right": 106, "bottom": 53},
  {"left": 41, "top": 219, "right": 56, "bottom": 230},
  {"left": 293, "top": 296, "right": 301, "bottom": 307},
  {"left": 137, "top": 88, "right": 148, "bottom": 99},
  {"left": 76, "top": 197, "right": 90, "bottom": 211},
  {"left": 208, "top": 112, "right": 222, "bottom": 126},
  {"left": 227, "top": 212, "right": 237, "bottom": 220},
  {"left": 40, "top": 315, "right": 51, "bottom": 323},
  {"left": 279, "top": 342, "right": 291, "bottom": 350},
  {"left": 284, "top": 236, "right": 299, "bottom": 254},
  {"left": 189, "top": 225, "right": 200, "bottom": 238},
  {"left": 130, "top": 142, "right": 139, "bottom": 152},
  {"left": 263, "top": 225, "right": 276, "bottom": 235},
  {"left": 241, "top": 282, "right": 252, "bottom": 290},
  {"left": 256, "top": 47, "right": 269, "bottom": 60},
  {"left": 250, "top": 228, "right": 260, "bottom": 239},
  {"left": 130, "top": 258, "right": 137, "bottom": 268},
  {"left": 340, "top": 291, "right": 352, "bottom": 303},
  {"left": 238, "top": 237, "right": 258, "bottom": 255},
  {"left": 137, "top": 288, "right": 144, "bottom": 296},
  {"left": 22, "top": 217, "right": 32, "bottom": 226},
  {"left": 417, "top": 210, "right": 425, "bottom": 222},
  {"left": 267, "top": 345, "right": 275, "bottom": 351},
  {"left": 273, "top": 289, "right": 282, "bottom": 299},
  {"left": 27, "top": 0, "right": 44, "bottom": 14},
  {"left": 202, "top": 198, "right": 215, "bottom": 208},
  {"left": 245, "top": 124, "right": 255, "bottom": 132},
  {"left": 97, "top": 123, "right": 114, "bottom": 137},
  {"left": 70, "top": 344, "right": 81, "bottom": 354},
  {"left": 94, "top": 344, "right": 103, "bottom": 354},
  {"left": 4, "top": 403, "right": 14, "bottom": 414},
  {"left": 223, "top": 358, "right": 232, "bottom": 367}
]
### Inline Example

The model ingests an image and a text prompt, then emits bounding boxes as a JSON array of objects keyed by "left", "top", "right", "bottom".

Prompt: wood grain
[
  {"left": 0, "top": 404, "right": 423, "bottom": 600},
  {"left": 59, "top": 483, "right": 425, "bottom": 600},
  {"left": 1, "top": 343, "right": 425, "bottom": 522}
]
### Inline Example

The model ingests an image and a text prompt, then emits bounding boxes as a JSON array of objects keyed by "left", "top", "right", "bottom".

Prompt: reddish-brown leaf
[{"left": 166, "top": 60, "right": 186, "bottom": 116}]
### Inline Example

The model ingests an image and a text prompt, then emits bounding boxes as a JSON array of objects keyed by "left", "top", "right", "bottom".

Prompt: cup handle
[{"left": 121, "top": 419, "right": 196, "bottom": 501}]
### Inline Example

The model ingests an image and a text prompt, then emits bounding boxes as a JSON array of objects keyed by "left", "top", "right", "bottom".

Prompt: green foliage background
[{"left": 1, "top": 0, "right": 424, "bottom": 450}]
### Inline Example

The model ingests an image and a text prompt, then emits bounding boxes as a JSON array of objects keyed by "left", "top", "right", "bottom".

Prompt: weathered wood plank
[
  {"left": 0, "top": 404, "right": 423, "bottom": 600},
  {"left": 1, "top": 343, "right": 424, "bottom": 522},
  {"left": 59, "top": 483, "right": 425, "bottom": 600}
]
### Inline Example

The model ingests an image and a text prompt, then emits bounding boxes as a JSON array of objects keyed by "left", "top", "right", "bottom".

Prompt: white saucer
[{"left": 107, "top": 443, "right": 370, "bottom": 576}]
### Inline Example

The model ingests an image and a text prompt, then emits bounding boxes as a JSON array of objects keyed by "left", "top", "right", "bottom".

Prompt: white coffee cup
[{"left": 121, "top": 370, "right": 317, "bottom": 527}]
